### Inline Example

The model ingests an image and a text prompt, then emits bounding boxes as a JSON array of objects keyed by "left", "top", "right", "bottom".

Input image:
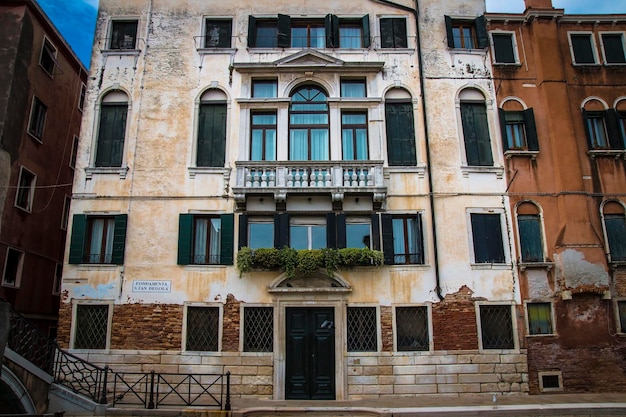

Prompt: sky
[{"left": 37, "top": 0, "right": 626, "bottom": 69}]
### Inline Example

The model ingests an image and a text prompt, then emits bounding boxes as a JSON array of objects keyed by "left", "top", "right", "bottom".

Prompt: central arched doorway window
[{"left": 289, "top": 85, "right": 329, "bottom": 160}]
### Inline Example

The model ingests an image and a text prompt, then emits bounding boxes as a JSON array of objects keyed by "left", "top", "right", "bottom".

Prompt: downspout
[{"left": 374, "top": 0, "right": 444, "bottom": 301}]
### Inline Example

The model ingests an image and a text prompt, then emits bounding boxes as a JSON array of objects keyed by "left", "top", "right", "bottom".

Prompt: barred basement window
[
  {"left": 243, "top": 307, "right": 273, "bottom": 352},
  {"left": 479, "top": 305, "right": 514, "bottom": 349},
  {"left": 396, "top": 306, "right": 429, "bottom": 351},
  {"left": 539, "top": 371, "right": 563, "bottom": 392},
  {"left": 74, "top": 304, "right": 109, "bottom": 349},
  {"left": 347, "top": 306, "right": 377, "bottom": 352},
  {"left": 186, "top": 306, "right": 219, "bottom": 351}
]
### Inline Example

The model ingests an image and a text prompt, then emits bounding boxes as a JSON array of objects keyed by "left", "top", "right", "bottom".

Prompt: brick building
[
  {"left": 487, "top": 0, "right": 626, "bottom": 394},
  {"left": 0, "top": 0, "right": 87, "bottom": 336}
]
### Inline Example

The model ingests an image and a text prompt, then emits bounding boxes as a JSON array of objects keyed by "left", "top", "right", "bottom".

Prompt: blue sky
[{"left": 37, "top": 0, "right": 625, "bottom": 69}]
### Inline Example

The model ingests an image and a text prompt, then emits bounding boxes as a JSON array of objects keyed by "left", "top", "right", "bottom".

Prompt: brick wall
[
  {"left": 380, "top": 306, "right": 393, "bottom": 352},
  {"left": 57, "top": 301, "right": 71, "bottom": 348},
  {"left": 110, "top": 304, "right": 183, "bottom": 350},
  {"left": 432, "top": 286, "right": 479, "bottom": 351},
  {"left": 222, "top": 294, "right": 240, "bottom": 352}
]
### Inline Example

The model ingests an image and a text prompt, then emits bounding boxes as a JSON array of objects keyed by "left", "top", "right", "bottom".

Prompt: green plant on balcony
[{"left": 236, "top": 246, "right": 383, "bottom": 278}]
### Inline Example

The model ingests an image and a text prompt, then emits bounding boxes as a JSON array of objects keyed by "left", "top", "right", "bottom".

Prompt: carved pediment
[
  {"left": 274, "top": 49, "right": 344, "bottom": 67},
  {"left": 268, "top": 271, "right": 352, "bottom": 293}
]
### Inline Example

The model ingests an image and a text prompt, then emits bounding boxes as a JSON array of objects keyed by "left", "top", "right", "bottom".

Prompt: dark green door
[{"left": 285, "top": 307, "right": 335, "bottom": 400}]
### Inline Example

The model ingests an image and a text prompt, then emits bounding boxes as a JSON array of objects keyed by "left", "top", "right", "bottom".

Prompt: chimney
[{"left": 524, "top": 0, "right": 554, "bottom": 9}]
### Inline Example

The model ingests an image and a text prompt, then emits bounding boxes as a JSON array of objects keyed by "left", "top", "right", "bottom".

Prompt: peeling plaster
[{"left": 555, "top": 249, "right": 609, "bottom": 290}]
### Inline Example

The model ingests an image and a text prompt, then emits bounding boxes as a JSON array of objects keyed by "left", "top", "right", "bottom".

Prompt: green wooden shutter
[
  {"left": 605, "top": 215, "right": 626, "bottom": 261},
  {"left": 325, "top": 14, "right": 338, "bottom": 48},
  {"left": 606, "top": 109, "right": 624, "bottom": 149},
  {"left": 471, "top": 214, "right": 505, "bottom": 263},
  {"left": 581, "top": 109, "right": 594, "bottom": 149},
  {"left": 370, "top": 214, "right": 380, "bottom": 251},
  {"left": 111, "top": 214, "right": 128, "bottom": 265},
  {"left": 197, "top": 103, "right": 227, "bottom": 167},
  {"left": 275, "top": 213, "right": 289, "bottom": 248},
  {"left": 461, "top": 103, "right": 493, "bottom": 166},
  {"left": 69, "top": 214, "right": 87, "bottom": 264},
  {"left": 361, "top": 15, "right": 370, "bottom": 48},
  {"left": 96, "top": 104, "right": 127, "bottom": 167},
  {"left": 277, "top": 14, "right": 291, "bottom": 48},
  {"left": 444, "top": 16, "right": 454, "bottom": 48},
  {"left": 385, "top": 102, "right": 417, "bottom": 166},
  {"left": 518, "top": 215, "right": 543, "bottom": 262},
  {"left": 524, "top": 108, "right": 539, "bottom": 151},
  {"left": 178, "top": 214, "right": 193, "bottom": 265},
  {"left": 381, "top": 214, "right": 394, "bottom": 264},
  {"left": 334, "top": 213, "right": 344, "bottom": 249},
  {"left": 475, "top": 16, "right": 488, "bottom": 49},
  {"left": 238, "top": 214, "right": 248, "bottom": 249},
  {"left": 220, "top": 214, "right": 234, "bottom": 265},
  {"left": 415, "top": 213, "right": 424, "bottom": 264},
  {"left": 248, "top": 16, "right": 257, "bottom": 47},
  {"left": 498, "top": 108, "right": 509, "bottom": 151}
]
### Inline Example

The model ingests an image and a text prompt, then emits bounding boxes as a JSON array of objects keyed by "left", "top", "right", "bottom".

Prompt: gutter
[{"left": 372, "top": 0, "right": 444, "bottom": 301}]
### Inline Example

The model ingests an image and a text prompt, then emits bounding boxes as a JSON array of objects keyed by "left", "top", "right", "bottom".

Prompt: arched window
[
  {"left": 95, "top": 91, "right": 128, "bottom": 167},
  {"left": 616, "top": 99, "right": 626, "bottom": 148},
  {"left": 197, "top": 89, "right": 227, "bottom": 167},
  {"left": 603, "top": 201, "right": 626, "bottom": 262},
  {"left": 516, "top": 202, "right": 544, "bottom": 263},
  {"left": 498, "top": 99, "right": 538, "bottom": 152},
  {"left": 289, "top": 85, "right": 329, "bottom": 160},
  {"left": 385, "top": 88, "right": 416, "bottom": 166},
  {"left": 460, "top": 88, "right": 493, "bottom": 166}
]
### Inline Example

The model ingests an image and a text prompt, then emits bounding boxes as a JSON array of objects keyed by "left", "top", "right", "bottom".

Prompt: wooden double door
[{"left": 285, "top": 307, "right": 335, "bottom": 400}]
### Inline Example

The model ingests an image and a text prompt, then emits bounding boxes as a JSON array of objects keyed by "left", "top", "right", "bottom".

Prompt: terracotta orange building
[{"left": 487, "top": 0, "right": 626, "bottom": 394}]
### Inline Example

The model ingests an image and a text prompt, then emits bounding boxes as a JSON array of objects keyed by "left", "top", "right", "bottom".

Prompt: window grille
[
  {"left": 244, "top": 307, "right": 273, "bottom": 352},
  {"left": 480, "top": 305, "right": 514, "bottom": 349},
  {"left": 396, "top": 306, "right": 429, "bottom": 351},
  {"left": 186, "top": 307, "right": 219, "bottom": 351},
  {"left": 74, "top": 304, "right": 109, "bottom": 349},
  {"left": 347, "top": 307, "right": 377, "bottom": 352}
]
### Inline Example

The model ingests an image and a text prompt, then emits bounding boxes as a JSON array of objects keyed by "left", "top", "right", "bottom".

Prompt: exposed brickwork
[
  {"left": 432, "top": 286, "right": 479, "bottom": 351},
  {"left": 110, "top": 304, "right": 183, "bottom": 350},
  {"left": 57, "top": 301, "right": 72, "bottom": 348},
  {"left": 380, "top": 306, "right": 393, "bottom": 352},
  {"left": 222, "top": 294, "right": 240, "bottom": 352},
  {"left": 614, "top": 270, "right": 626, "bottom": 297}
]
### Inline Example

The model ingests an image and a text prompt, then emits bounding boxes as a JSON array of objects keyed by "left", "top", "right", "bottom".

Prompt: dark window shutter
[
  {"left": 393, "top": 18, "right": 407, "bottom": 48},
  {"left": 571, "top": 34, "right": 595, "bottom": 64},
  {"left": 277, "top": 14, "right": 291, "bottom": 48},
  {"left": 220, "top": 214, "right": 234, "bottom": 265},
  {"left": 518, "top": 215, "right": 543, "bottom": 262},
  {"left": 178, "top": 214, "right": 193, "bottom": 265},
  {"left": 361, "top": 15, "right": 370, "bottom": 48},
  {"left": 605, "top": 215, "right": 626, "bottom": 261},
  {"left": 581, "top": 109, "right": 593, "bottom": 149},
  {"left": 492, "top": 33, "right": 515, "bottom": 63},
  {"left": 385, "top": 102, "right": 417, "bottom": 166},
  {"left": 334, "top": 213, "right": 345, "bottom": 249},
  {"left": 471, "top": 214, "right": 505, "bottom": 263},
  {"left": 238, "top": 214, "right": 248, "bottom": 249},
  {"left": 96, "top": 104, "right": 127, "bottom": 167},
  {"left": 475, "top": 16, "right": 488, "bottom": 49},
  {"left": 275, "top": 213, "right": 289, "bottom": 248},
  {"left": 325, "top": 14, "right": 339, "bottom": 48},
  {"left": 415, "top": 213, "right": 425, "bottom": 264},
  {"left": 197, "top": 103, "right": 227, "bottom": 167},
  {"left": 444, "top": 16, "right": 454, "bottom": 48},
  {"left": 461, "top": 103, "right": 493, "bottom": 166},
  {"left": 370, "top": 214, "right": 380, "bottom": 251},
  {"left": 111, "top": 214, "right": 127, "bottom": 265},
  {"left": 498, "top": 108, "right": 509, "bottom": 151},
  {"left": 381, "top": 214, "right": 394, "bottom": 264},
  {"left": 606, "top": 109, "right": 624, "bottom": 150},
  {"left": 248, "top": 16, "right": 257, "bottom": 47},
  {"left": 524, "top": 108, "right": 539, "bottom": 151},
  {"left": 69, "top": 214, "right": 87, "bottom": 264},
  {"left": 602, "top": 34, "right": 626, "bottom": 64},
  {"left": 380, "top": 18, "right": 393, "bottom": 48}
]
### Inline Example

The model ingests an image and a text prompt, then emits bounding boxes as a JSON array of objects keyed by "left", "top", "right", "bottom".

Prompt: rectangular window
[
  {"left": 186, "top": 306, "right": 219, "bottom": 351},
  {"left": 605, "top": 214, "right": 626, "bottom": 262},
  {"left": 379, "top": 17, "right": 407, "bottom": 48},
  {"left": 471, "top": 213, "right": 505, "bottom": 264},
  {"left": 445, "top": 16, "right": 488, "bottom": 50},
  {"left": 53, "top": 263, "right": 62, "bottom": 295},
  {"left": 177, "top": 214, "right": 233, "bottom": 266},
  {"left": 601, "top": 33, "right": 626, "bottom": 64},
  {"left": 491, "top": 32, "right": 517, "bottom": 64},
  {"left": 291, "top": 20, "right": 325, "bottom": 48},
  {"left": 197, "top": 103, "right": 227, "bottom": 167},
  {"left": 396, "top": 306, "right": 429, "bottom": 351},
  {"left": 584, "top": 111, "right": 609, "bottom": 149},
  {"left": 499, "top": 109, "right": 539, "bottom": 152},
  {"left": 192, "top": 216, "right": 222, "bottom": 264},
  {"left": 461, "top": 102, "right": 493, "bottom": 166},
  {"left": 204, "top": 19, "right": 232, "bottom": 48},
  {"left": 618, "top": 300, "right": 626, "bottom": 333},
  {"left": 518, "top": 214, "right": 544, "bottom": 262},
  {"left": 248, "top": 220, "right": 274, "bottom": 249},
  {"left": 70, "top": 135, "right": 79, "bottom": 169},
  {"left": 86, "top": 217, "right": 115, "bottom": 263},
  {"left": 479, "top": 305, "right": 514, "bottom": 349},
  {"left": 527, "top": 302, "right": 553, "bottom": 335},
  {"left": 68, "top": 214, "right": 128, "bottom": 265},
  {"left": 385, "top": 101, "right": 416, "bottom": 166},
  {"left": 243, "top": 306, "right": 273, "bottom": 352},
  {"left": 252, "top": 80, "right": 277, "bottom": 98},
  {"left": 346, "top": 220, "right": 372, "bottom": 249},
  {"left": 339, "top": 22, "right": 363, "bottom": 48},
  {"left": 249, "top": 18, "right": 279, "bottom": 48},
  {"left": 381, "top": 214, "right": 424, "bottom": 265},
  {"left": 96, "top": 103, "right": 127, "bottom": 167},
  {"left": 290, "top": 218, "right": 326, "bottom": 250},
  {"left": 569, "top": 33, "right": 598, "bottom": 65},
  {"left": 342, "top": 112, "right": 368, "bottom": 160},
  {"left": 40, "top": 38, "right": 57, "bottom": 76},
  {"left": 61, "top": 195, "right": 71, "bottom": 230},
  {"left": 15, "top": 167, "right": 36, "bottom": 212},
  {"left": 347, "top": 306, "right": 377, "bottom": 352},
  {"left": 251, "top": 112, "right": 277, "bottom": 161},
  {"left": 110, "top": 20, "right": 138, "bottom": 50},
  {"left": 74, "top": 304, "right": 109, "bottom": 349},
  {"left": 28, "top": 97, "right": 47, "bottom": 140},
  {"left": 340, "top": 79, "right": 366, "bottom": 98},
  {"left": 2, "top": 248, "right": 24, "bottom": 288}
]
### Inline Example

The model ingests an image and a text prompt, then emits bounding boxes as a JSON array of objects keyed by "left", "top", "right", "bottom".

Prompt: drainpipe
[{"left": 374, "top": 0, "right": 443, "bottom": 301}]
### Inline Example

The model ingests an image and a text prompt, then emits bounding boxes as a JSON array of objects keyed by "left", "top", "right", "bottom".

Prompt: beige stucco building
[{"left": 58, "top": 0, "right": 526, "bottom": 401}]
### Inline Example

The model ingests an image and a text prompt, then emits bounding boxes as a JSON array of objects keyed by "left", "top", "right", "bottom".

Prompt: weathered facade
[
  {"left": 59, "top": 0, "right": 528, "bottom": 400},
  {"left": 0, "top": 0, "right": 87, "bottom": 336},
  {"left": 487, "top": 0, "right": 626, "bottom": 394}
]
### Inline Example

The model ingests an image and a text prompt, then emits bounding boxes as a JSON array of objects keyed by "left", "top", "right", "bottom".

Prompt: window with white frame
[
  {"left": 290, "top": 217, "right": 327, "bottom": 250},
  {"left": 490, "top": 31, "right": 518, "bottom": 64},
  {"left": 2, "top": 248, "right": 24, "bottom": 288},
  {"left": 600, "top": 32, "right": 626, "bottom": 65},
  {"left": 470, "top": 212, "right": 506, "bottom": 264},
  {"left": 347, "top": 306, "right": 377, "bottom": 352},
  {"left": 185, "top": 305, "right": 220, "bottom": 351},
  {"left": 499, "top": 104, "right": 539, "bottom": 152},
  {"left": 109, "top": 20, "right": 138, "bottom": 50},
  {"left": 289, "top": 85, "right": 329, "bottom": 161},
  {"left": 460, "top": 89, "right": 493, "bottom": 166},
  {"left": 73, "top": 303, "right": 111, "bottom": 349},
  {"left": 340, "top": 78, "right": 366, "bottom": 98},
  {"left": 15, "top": 166, "right": 36, "bottom": 212},
  {"left": 478, "top": 304, "right": 515, "bottom": 349},
  {"left": 252, "top": 79, "right": 278, "bottom": 98},
  {"left": 95, "top": 91, "right": 128, "bottom": 167},
  {"left": 603, "top": 201, "right": 626, "bottom": 262},
  {"left": 243, "top": 306, "right": 273, "bottom": 352},
  {"left": 516, "top": 202, "right": 545, "bottom": 263},
  {"left": 40, "top": 38, "right": 57, "bottom": 76},
  {"left": 28, "top": 96, "right": 47, "bottom": 141},
  {"left": 385, "top": 88, "right": 416, "bottom": 166},
  {"left": 526, "top": 302, "right": 554, "bottom": 335},
  {"left": 395, "top": 306, "right": 429, "bottom": 351},
  {"left": 250, "top": 112, "right": 277, "bottom": 161},
  {"left": 197, "top": 89, "right": 227, "bottom": 167},
  {"left": 379, "top": 17, "right": 408, "bottom": 49},
  {"left": 341, "top": 112, "right": 368, "bottom": 160},
  {"left": 582, "top": 99, "right": 625, "bottom": 151},
  {"left": 568, "top": 32, "right": 599, "bottom": 65}
]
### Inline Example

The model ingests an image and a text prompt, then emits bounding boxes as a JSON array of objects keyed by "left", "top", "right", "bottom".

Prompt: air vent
[{"left": 539, "top": 371, "right": 563, "bottom": 392}]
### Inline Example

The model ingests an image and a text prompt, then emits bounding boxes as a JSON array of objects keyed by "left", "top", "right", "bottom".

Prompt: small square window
[
  {"left": 204, "top": 19, "right": 233, "bottom": 48},
  {"left": 2, "top": 248, "right": 24, "bottom": 288},
  {"left": 539, "top": 371, "right": 563, "bottom": 392},
  {"left": 74, "top": 304, "right": 110, "bottom": 349},
  {"left": 396, "top": 306, "right": 429, "bottom": 351},
  {"left": 491, "top": 32, "right": 517, "bottom": 64},
  {"left": 479, "top": 304, "right": 514, "bottom": 350},
  {"left": 110, "top": 20, "right": 138, "bottom": 50},
  {"left": 40, "top": 39, "right": 57, "bottom": 76},
  {"left": 569, "top": 33, "right": 598, "bottom": 65},
  {"left": 527, "top": 302, "right": 553, "bottom": 335},
  {"left": 340, "top": 79, "right": 366, "bottom": 98},
  {"left": 347, "top": 306, "right": 377, "bottom": 352},
  {"left": 252, "top": 80, "right": 277, "bottom": 98},
  {"left": 601, "top": 33, "right": 626, "bottom": 64},
  {"left": 15, "top": 167, "right": 36, "bottom": 212},
  {"left": 379, "top": 17, "right": 408, "bottom": 48},
  {"left": 28, "top": 97, "right": 47, "bottom": 140},
  {"left": 243, "top": 306, "right": 273, "bottom": 352},
  {"left": 186, "top": 306, "right": 219, "bottom": 351}
]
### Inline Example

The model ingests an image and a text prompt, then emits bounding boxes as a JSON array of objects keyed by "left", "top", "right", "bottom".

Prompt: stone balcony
[{"left": 232, "top": 160, "right": 386, "bottom": 211}]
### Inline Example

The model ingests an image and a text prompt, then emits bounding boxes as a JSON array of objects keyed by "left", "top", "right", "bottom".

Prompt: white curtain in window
[
  {"left": 209, "top": 218, "right": 221, "bottom": 262},
  {"left": 290, "top": 130, "right": 308, "bottom": 160},
  {"left": 311, "top": 129, "right": 329, "bottom": 160},
  {"left": 104, "top": 220, "right": 114, "bottom": 262},
  {"left": 90, "top": 219, "right": 104, "bottom": 262},
  {"left": 195, "top": 219, "right": 208, "bottom": 262},
  {"left": 392, "top": 219, "right": 405, "bottom": 262}
]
